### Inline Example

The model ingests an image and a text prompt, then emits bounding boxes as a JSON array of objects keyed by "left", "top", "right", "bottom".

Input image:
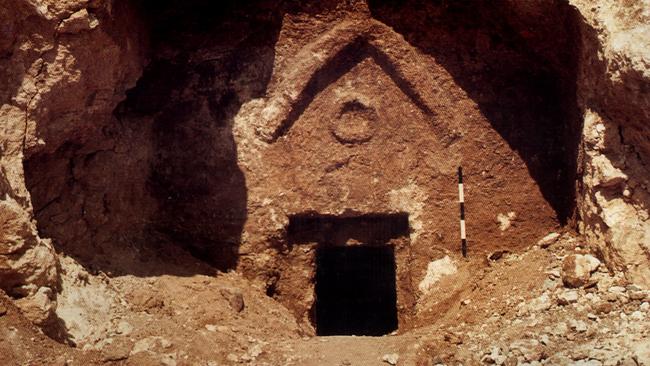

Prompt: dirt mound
[{"left": 3, "top": 232, "right": 650, "bottom": 365}]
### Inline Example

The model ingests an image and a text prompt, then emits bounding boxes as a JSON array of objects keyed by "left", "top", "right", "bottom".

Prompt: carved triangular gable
[{"left": 250, "top": 19, "right": 455, "bottom": 144}]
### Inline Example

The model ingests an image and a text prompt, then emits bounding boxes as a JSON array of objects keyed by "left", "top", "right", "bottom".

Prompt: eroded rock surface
[
  {"left": 571, "top": 0, "right": 650, "bottom": 288},
  {"left": 0, "top": 0, "right": 145, "bottom": 328},
  {"left": 0, "top": 0, "right": 648, "bottom": 352}
]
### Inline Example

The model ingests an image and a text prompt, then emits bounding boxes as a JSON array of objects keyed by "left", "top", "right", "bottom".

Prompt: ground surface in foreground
[{"left": 1, "top": 233, "right": 649, "bottom": 365}]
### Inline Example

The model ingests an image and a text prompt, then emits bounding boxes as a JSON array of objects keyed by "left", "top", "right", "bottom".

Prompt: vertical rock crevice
[{"left": 572, "top": 0, "right": 650, "bottom": 287}]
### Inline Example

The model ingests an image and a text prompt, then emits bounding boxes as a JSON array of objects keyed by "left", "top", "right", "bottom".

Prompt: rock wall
[
  {"left": 0, "top": 0, "right": 146, "bottom": 328},
  {"left": 1, "top": 0, "right": 649, "bottom": 333},
  {"left": 232, "top": 3, "right": 575, "bottom": 328},
  {"left": 570, "top": 0, "right": 650, "bottom": 288}
]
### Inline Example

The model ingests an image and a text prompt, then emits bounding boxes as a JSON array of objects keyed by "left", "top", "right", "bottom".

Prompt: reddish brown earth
[
  {"left": 2, "top": 232, "right": 650, "bottom": 365},
  {"left": 19, "top": 0, "right": 578, "bottom": 336},
  {"left": 1, "top": 0, "right": 649, "bottom": 365}
]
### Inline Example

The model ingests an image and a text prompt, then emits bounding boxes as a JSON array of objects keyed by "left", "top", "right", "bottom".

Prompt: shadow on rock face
[
  {"left": 110, "top": 1, "right": 285, "bottom": 272},
  {"left": 368, "top": 0, "right": 583, "bottom": 225},
  {"left": 24, "top": 1, "right": 285, "bottom": 276}
]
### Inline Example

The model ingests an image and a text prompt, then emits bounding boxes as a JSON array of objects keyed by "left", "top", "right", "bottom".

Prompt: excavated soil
[
  {"left": 2, "top": 0, "right": 650, "bottom": 365},
  {"left": 23, "top": 0, "right": 581, "bottom": 333},
  {"left": 2, "top": 232, "right": 650, "bottom": 365}
]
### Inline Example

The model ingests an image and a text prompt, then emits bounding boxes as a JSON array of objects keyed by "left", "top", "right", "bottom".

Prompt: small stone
[
  {"left": 221, "top": 289, "right": 245, "bottom": 313},
  {"left": 382, "top": 353, "right": 399, "bottom": 365},
  {"left": 626, "top": 284, "right": 642, "bottom": 292},
  {"left": 571, "top": 349, "right": 590, "bottom": 361},
  {"left": 627, "top": 286, "right": 647, "bottom": 300},
  {"left": 609, "top": 287, "right": 630, "bottom": 303},
  {"left": 538, "top": 232, "right": 560, "bottom": 248},
  {"left": 160, "top": 353, "right": 176, "bottom": 366},
  {"left": 608, "top": 286, "right": 626, "bottom": 294},
  {"left": 603, "top": 293, "right": 619, "bottom": 302},
  {"left": 419, "top": 256, "right": 458, "bottom": 293},
  {"left": 0, "top": 303, "right": 7, "bottom": 316},
  {"left": 14, "top": 287, "right": 55, "bottom": 326},
  {"left": 504, "top": 356, "right": 518, "bottom": 366},
  {"left": 444, "top": 332, "right": 463, "bottom": 345},
  {"left": 488, "top": 250, "right": 511, "bottom": 261},
  {"left": 229, "top": 292, "right": 245, "bottom": 312},
  {"left": 546, "top": 269, "right": 561, "bottom": 279},
  {"left": 562, "top": 254, "right": 600, "bottom": 288},
  {"left": 57, "top": 9, "right": 99, "bottom": 34},
  {"left": 640, "top": 302, "right": 649, "bottom": 312},
  {"left": 539, "top": 334, "right": 550, "bottom": 345},
  {"left": 557, "top": 290, "right": 579, "bottom": 305},
  {"left": 629, "top": 291, "right": 646, "bottom": 300},
  {"left": 131, "top": 337, "right": 157, "bottom": 355},
  {"left": 509, "top": 339, "right": 543, "bottom": 362},
  {"left": 101, "top": 340, "right": 132, "bottom": 362},
  {"left": 529, "top": 293, "right": 552, "bottom": 312},
  {"left": 569, "top": 319, "right": 588, "bottom": 333},
  {"left": 159, "top": 338, "right": 172, "bottom": 349},
  {"left": 630, "top": 311, "right": 644, "bottom": 320},
  {"left": 552, "top": 322, "right": 568, "bottom": 336},
  {"left": 587, "top": 313, "right": 598, "bottom": 320},
  {"left": 116, "top": 321, "right": 133, "bottom": 335},
  {"left": 620, "top": 358, "right": 639, "bottom": 366},
  {"left": 632, "top": 339, "right": 650, "bottom": 365},
  {"left": 497, "top": 212, "right": 517, "bottom": 231},
  {"left": 543, "top": 278, "right": 559, "bottom": 291},
  {"left": 205, "top": 324, "right": 217, "bottom": 332},
  {"left": 461, "top": 299, "right": 471, "bottom": 306},
  {"left": 481, "top": 347, "right": 506, "bottom": 365},
  {"left": 241, "top": 344, "right": 263, "bottom": 362}
]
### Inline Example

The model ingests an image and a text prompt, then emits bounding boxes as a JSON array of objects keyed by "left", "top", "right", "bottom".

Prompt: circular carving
[{"left": 330, "top": 100, "right": 377, "bottom": 144}]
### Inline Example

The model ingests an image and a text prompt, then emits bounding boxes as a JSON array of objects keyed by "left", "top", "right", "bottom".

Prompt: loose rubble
[
  {"left": 449, "top": 233, "right": 650, "bottom": 366},
  {"left": 561, "top": 254, "right": 601, "bottom": 288},
  {"left": 382, "top": 353, "right": 399, "bottom": 365}
]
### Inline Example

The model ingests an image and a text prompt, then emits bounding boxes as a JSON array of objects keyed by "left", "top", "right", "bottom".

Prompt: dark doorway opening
[
  {"left": 315, "top": 245, "right": 398, "bottom": 336},
  {"left": 286, "top": 213, "right": 407, "bottom": 336}
]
